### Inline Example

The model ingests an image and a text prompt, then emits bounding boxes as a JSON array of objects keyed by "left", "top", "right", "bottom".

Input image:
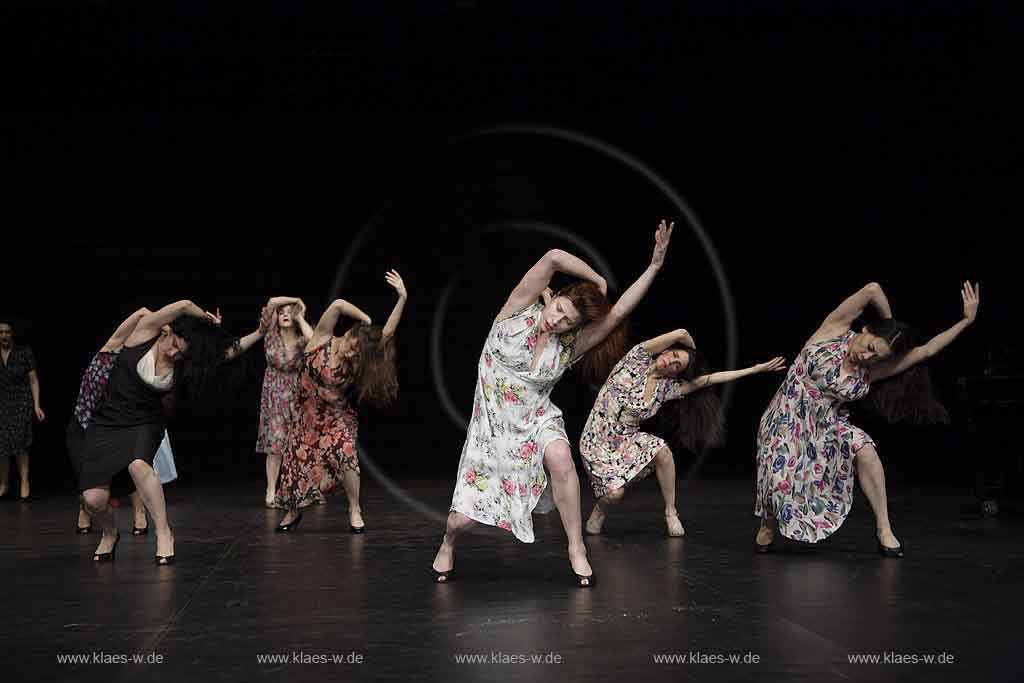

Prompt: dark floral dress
[
  {"left": 755, "top": 331, "right": 874, "bottom": 542},
  {"left": 255, "top": 324, "right": 305, "bottom": 456},
  {"left": 580, "top": 344, "right": 688, "bottom": 498},
  {"left": 0, "top": 345, "right": 37, "bottom": 459},
  {"left": 274, "top": 340, "right": 359, "bottom": 509}
]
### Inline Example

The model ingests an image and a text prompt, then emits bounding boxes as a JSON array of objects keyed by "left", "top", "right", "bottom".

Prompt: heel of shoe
[
  {"left": 93, "top": 532, "right": 120, "bottom": 562},
  {"left": 275, "top": 511, "right": 303, "bottom": 532}
]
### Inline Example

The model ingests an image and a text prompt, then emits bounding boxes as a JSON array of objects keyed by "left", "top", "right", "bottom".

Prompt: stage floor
[{"left": 2, "top": 473, "right": 1021, "bottom": 682}]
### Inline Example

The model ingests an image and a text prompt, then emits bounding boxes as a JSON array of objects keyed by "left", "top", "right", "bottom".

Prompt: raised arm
[
  {"left": 381, "top": 270, "right": 408, "bottom": 342},
  {"left": 307, "top": 299, "right": 372, "bottom": 351},
  {"left": 870, "top": 281, "right": 980, "bottom": 382},
  {"left": 293, "top": 301, "right": 314, "bottom": 342},
  {"left": 811, "top": 282, "right": 892, "bottom": 343},
  {"left": 497, "top": 249, "right": 607, "bottom": 321},
  {"left": 127, "top": 300, "right": 215, "bottom": 346},
  {"left": 101, "top": 308, "right": 151, "bottom": 352},
  {"left": 682, "top": 357, "right": 787, "bottom": 395},
  {"left": 641, "top": 328, "right": 695, "bottom": 356},
  {"left": 576, "top": 220, "right": 673, "bottom": 356}
]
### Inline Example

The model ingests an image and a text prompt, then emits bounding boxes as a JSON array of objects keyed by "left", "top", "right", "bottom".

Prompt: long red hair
[{"left": 555, "top": 281, "right": 628, "bottom": 387}]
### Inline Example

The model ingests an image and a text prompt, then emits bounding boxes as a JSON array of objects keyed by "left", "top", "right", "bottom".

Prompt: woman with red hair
[{"left": 431, "top": 220, "right": 674, "bottom": 587}]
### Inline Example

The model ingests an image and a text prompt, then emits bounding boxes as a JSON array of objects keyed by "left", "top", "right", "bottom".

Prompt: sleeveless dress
[
  {"left": 449, "top": 301, "right": 580, "bottom": 543},
  {"left": 255, "top": 324, "right": 304, "bottom": 456},
  {"left": 274, "top": 340, "right": 359, "bottom": 509},
  {"left": 754, "top": 331, "right": 874, "bottom": 542},
  {"left": 579, "top": 343, "right": 688, "bottom": 498},
  {"left": 73, "top": 336, "right": 171, "bottom": 491},
  {"left": 67, "top": 349, "right": 177, "bottom": 487}
]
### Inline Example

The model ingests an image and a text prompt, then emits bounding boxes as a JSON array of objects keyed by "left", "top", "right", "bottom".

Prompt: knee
[
  {"left": 655, "top": 447, "right": 674, "bottom": 466},
  {"left": 82, "top": 489, "right": 109, "bottom": 513},
  {"left": 128, "top": 459, "right": 154, "bottom": 479},
  {"left": 543, "top": 441, "right": 575, "bottom": 478},
  {"left": 604, "top": 487, "right": 625, "bottom": 504}
]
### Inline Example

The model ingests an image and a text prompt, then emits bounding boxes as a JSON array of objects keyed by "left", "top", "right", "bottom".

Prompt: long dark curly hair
[
  {"left": 557, "top": 281, "right": 628, "bottom": 388},
  {"left": 860, "top": 319, "right": 949, "bottom": 424},
  {"left": 347, "top": 322, "right": 399, "bottom": 410},
  {"left": 652, "top": 343, "right": 726, "bottom": 453},
  {"left": 168, "top": 316, "right": 251, "bottom": 410}
]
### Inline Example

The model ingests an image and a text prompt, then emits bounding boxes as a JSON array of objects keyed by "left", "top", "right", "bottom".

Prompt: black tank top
[{"left": 91, "top": 335, "right": 171, "bottom": 428}]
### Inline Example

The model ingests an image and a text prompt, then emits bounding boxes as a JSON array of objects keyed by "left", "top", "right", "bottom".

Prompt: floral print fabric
[
  {"left": 449, "top": 301, "right": 580, "bottom": 542},
  {"left": 755, "top": 331, "right": 874, "bottom": 542}
]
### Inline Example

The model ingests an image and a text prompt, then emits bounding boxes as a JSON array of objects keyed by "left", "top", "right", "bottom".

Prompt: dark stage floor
[{"left": 2, "top": 473, "right": 1021, "bottom": 682}]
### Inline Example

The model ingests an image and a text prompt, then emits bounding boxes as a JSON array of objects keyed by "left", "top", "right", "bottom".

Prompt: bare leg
[
  {"left": 431, "top": 511, "right": 477, "bottom": 581},
  {"left": 341, "top": 468, "right": 363, "bottom": 528},
  {"left": 855, "top": 445, "right": 900, "bottom": 548},
  {"left": 16, "top": 453, "right": 29, "bottom": 498},
  {"left": 585, "top": 486, "right": 624, "bottom": 535},
  {"left": 128, "top": 460, "right": 173, "bottom": 559},
  {"left": 653, "top": 447, "right": 685, "bottom": 536},
  {"left": 544, "top": 440, "right": 593, "bottom": 583},
  {"left": 77, "top": 500, "right": 92, "bottom": 529},
  {"left": 130, "top": 492, "right": 147, "bottom": 530},
  {"left": 265, "top": 453, "right": 282, "bottom": 506},
  {"left": 82, "top": 487, "right": 117, "bottom": 557}
]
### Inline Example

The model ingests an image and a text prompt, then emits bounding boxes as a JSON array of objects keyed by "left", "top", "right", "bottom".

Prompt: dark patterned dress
[
  {"left": 255, "top": 324, "right": 305, "bottom": 456},
  {"left": 579, "top": 344, "right": 688, "bottom": 498},
  {"left": 0, "top": 345, "right": 37, "bottom": 460},
  {"left": 274, "top": 340, "right": 359, "bottom": 509},
  {"left": 66, "top": 350, "right": 119, "bottom": 479},
  {"left": 755, "top": 331, "right": 874, "bottom": 542}
]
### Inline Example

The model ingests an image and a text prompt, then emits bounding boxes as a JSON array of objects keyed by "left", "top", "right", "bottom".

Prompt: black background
[{"left": 2, "top": 1, "right": 1016, "bottom": 492}]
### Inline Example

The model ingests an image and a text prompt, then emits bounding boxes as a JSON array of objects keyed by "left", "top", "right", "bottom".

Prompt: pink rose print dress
[
  {"left": 449, "top": 301, "right": 580, "bottom": 543},
  {"left": 579, "top": 344, "right": 688, "bottom": 498},
  {"left": 755, "top": 331, "right": 874, "bottom": 542},
  {"left": 274, "top": 341, "right": 359, "bottom": 510},
  {"left": 255, "top": 324, "right": 305, "bottom": 457}
]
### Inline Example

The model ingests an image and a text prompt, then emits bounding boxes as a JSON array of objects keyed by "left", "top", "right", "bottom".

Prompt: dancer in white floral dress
[
  {"left": 432, "top": 220, "right": 675, "bottom": 587},
  {"left": 754, "top": 281, "right": 981, "bottom": 557},
  {"left": 581, "top": 330, "right": 784, "bottom": 537}
]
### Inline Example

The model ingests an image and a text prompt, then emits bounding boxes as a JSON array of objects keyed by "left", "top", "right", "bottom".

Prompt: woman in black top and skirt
[{"left": 73, "top": 300, "right": 264, "bottom": 565}]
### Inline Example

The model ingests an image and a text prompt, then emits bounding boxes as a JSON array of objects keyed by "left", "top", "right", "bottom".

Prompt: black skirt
[{"left": 74, "top": 422, "right": 163, "bottom": 491}]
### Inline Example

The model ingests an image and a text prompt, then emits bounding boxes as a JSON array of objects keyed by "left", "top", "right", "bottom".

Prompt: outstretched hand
[
  {"left": 756, "top": 357, "right": 787, "bottom": 374},
  {"left": 651, "top": 219, "right": 674, "bottom": 269},
  {"left": 961, "top": 281, "right": 980, "bottom": 323},
  {"left": 385, "top": 269, "right": 407, "bottom": 299}
]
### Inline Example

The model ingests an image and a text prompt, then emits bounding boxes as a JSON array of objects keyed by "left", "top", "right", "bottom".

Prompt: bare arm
[
  {"left": 101, "top": 308, "right": 151, "bottom": 352},
  {"left": 576, "top": 220, "right": 673, "bottom": 356},
  {"left": 682, "top": 357, "right": 787, "bottom": 395},
  {"left": 641, "top": 328, "right": 695, "bottom": 356},
  {"left": 811, "top": 282, "right": 892, "bottom": 344},
  {"left": 127, "top": 300, "right": 214, "bottom": 346},
  {"left": 381, "top": 270, "right": 408, "bottom": 342},
  {"left": 870, "top": 281, "right": 980, "bottom": 382},
  {"left": 497, "top": 249, "right": 607, "bottom": 321},
  {"left": 29, "top": 369, "right": 44, "bottom": 421},
  {"left": 308, "top": 299, "right": 372, "bottom": 351}
]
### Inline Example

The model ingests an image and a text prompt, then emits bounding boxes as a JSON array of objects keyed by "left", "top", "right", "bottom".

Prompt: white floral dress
[{"left": 449, "top": 301, "right": 580, "bottom": 542}]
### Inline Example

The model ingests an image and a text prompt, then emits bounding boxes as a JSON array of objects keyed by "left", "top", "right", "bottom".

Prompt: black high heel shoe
[
  {"left": 571, "top": 568, "right": 596, "bottom": 588},
  {"left": 132, "top": 525, "right": 149, "bottom": 536},
  {"left": 275, "top": 511, "right": 303, "bottom": 532},
  {"left": 430, "top": 566, "right": 455, "bottom": 583},
  {"left": 876, "top": 534, "right": 904, "bottom": 558},
  {"left": 76, "top": 523, "right": 93, "bottom": 534},
  {"left": 93, "top": 532, "right": 121, "bottom": 562},
  {"left": 350, "top": 524, "right": 365, "bottom": 534}
]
